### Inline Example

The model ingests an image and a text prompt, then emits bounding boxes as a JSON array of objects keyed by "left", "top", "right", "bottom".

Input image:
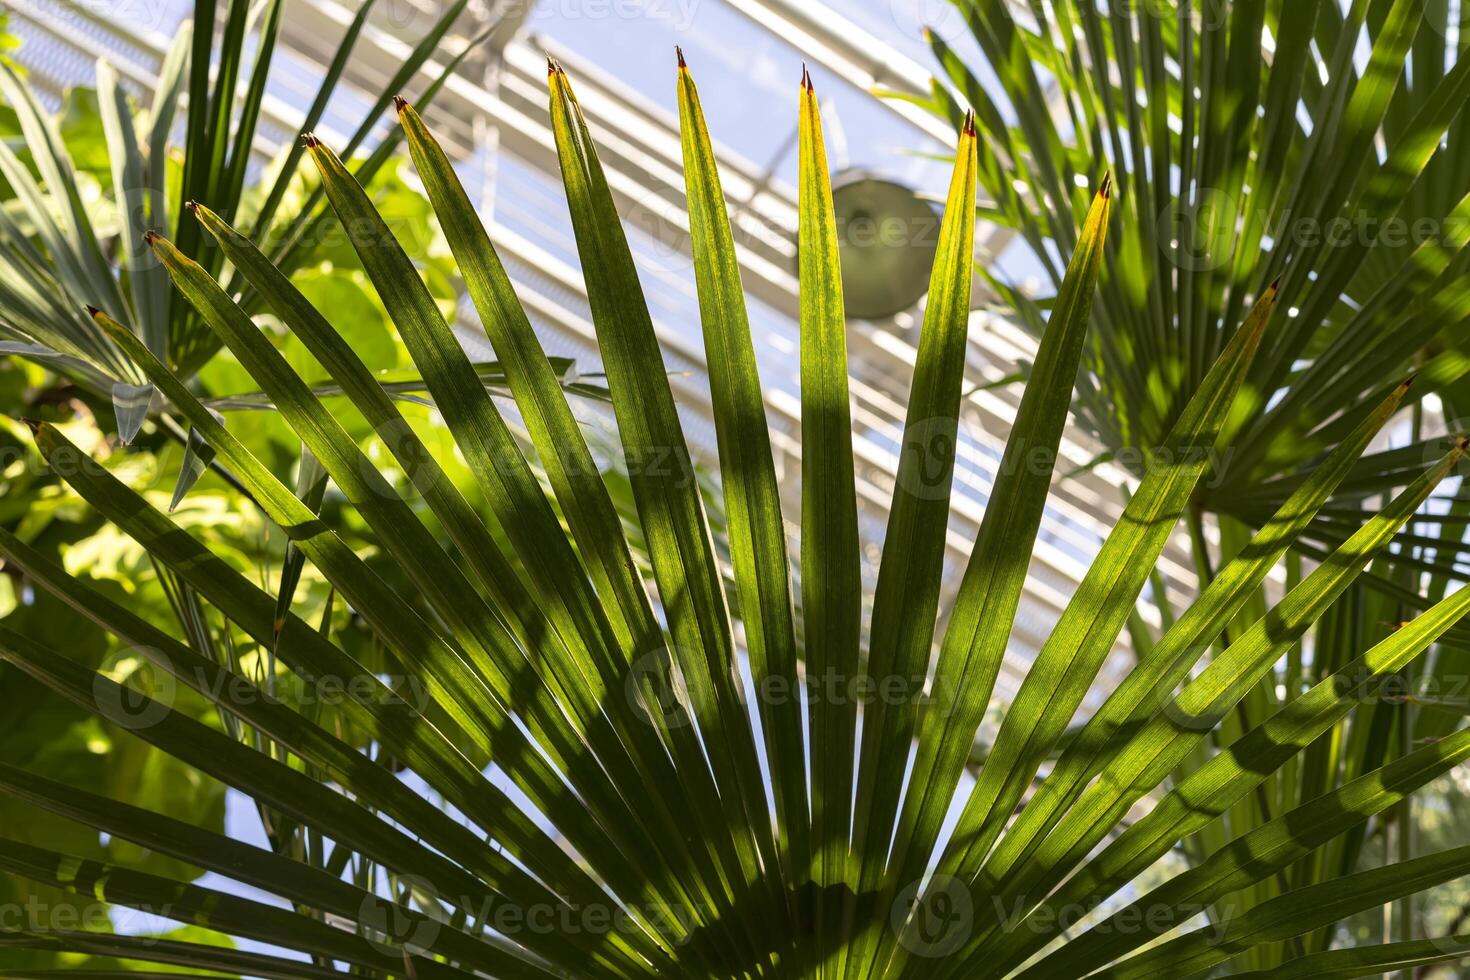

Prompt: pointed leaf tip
[
  {"left": 1099, "top": 171, "right": 1113, "bottom": 199},
  {"left": 962, "top": 109, "right": 975, "bottom": 137},
  {"left": 301, "top": 132, "right": 319, "bottom": 148},
  {"left": 676, "top": 46, "right": 686, "bottom": 69},
  {"left": 142, "top": 229, "right": 160, "bottom": 245},
  {"left": 94, "top": 315, "right": 121, "bottom": 339},
  {"left": 184, "top": 200, "right": 199, "bottom": 213},
  {"left": 392, "top": 95, "right": 408, "bottom": 113},
  {"left": 84, "top": 304, "right": 101, "bottom": 319},
  {"left": 19, "top": 417, "right": 40, "bottom": 436},
  {"left": 801, "top": 63, "right": 812, "bottom": 91},
  {"left": 547, "top": 56, "right": 556, "bottom": 76},
  {"left": 1401, "top": 373, "right": 1417, "bottom": 392},
  {"left": 1269, "top": 274, "right": 1283, "bottom": 293}
]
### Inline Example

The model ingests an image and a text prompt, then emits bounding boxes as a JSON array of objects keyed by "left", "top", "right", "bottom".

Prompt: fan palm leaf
[
  {"left": 905, "top": 0, "right": 1470, "bottom": 587},
  {"left": 1, "top": 50, "right": 1467, "bottom": 979},
  {"left": 0, "top": 0, "right": 488, "bottom": 440}
]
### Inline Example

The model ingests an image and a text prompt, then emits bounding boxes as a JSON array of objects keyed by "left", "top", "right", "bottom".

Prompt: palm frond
[
  {"left": 1, "top": 46, "right": 1467, "bottom": 980},
  {"left": 906, "top": 0, "right": 1470, "bottom": 577}
]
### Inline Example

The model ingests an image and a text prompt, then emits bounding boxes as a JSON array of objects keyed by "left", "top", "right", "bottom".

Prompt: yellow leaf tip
[
  {"left": 1099, "top": 171, "right": 1112, "bottom": 200},
  {"left": 19, "top": 417, "right": 40, "bottom": 436},
  {"left": 676, "top": 46, "right": 686, "bottom": 69},
  {"left": 84, "top": 304, "right": 102, "bottom": 319},
  {"left": 142, "top": 229, "right": 161, "bottom": 246},
  {"left": 392, "top": 95, "right": 408, "bottom": 113},
  {"left": 301, "top": 132, "right": 320, "bottom": 149},
  {"left": 962, "top": 109, "right": 975, "bottom": 137},
  {"left": 801, "top": 63, "right": 813, "bottom": 92}
]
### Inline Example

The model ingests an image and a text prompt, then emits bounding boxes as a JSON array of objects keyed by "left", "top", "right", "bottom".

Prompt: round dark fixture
[{"left": 829, "top": 171, "right": 941, "bottom": 320}]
